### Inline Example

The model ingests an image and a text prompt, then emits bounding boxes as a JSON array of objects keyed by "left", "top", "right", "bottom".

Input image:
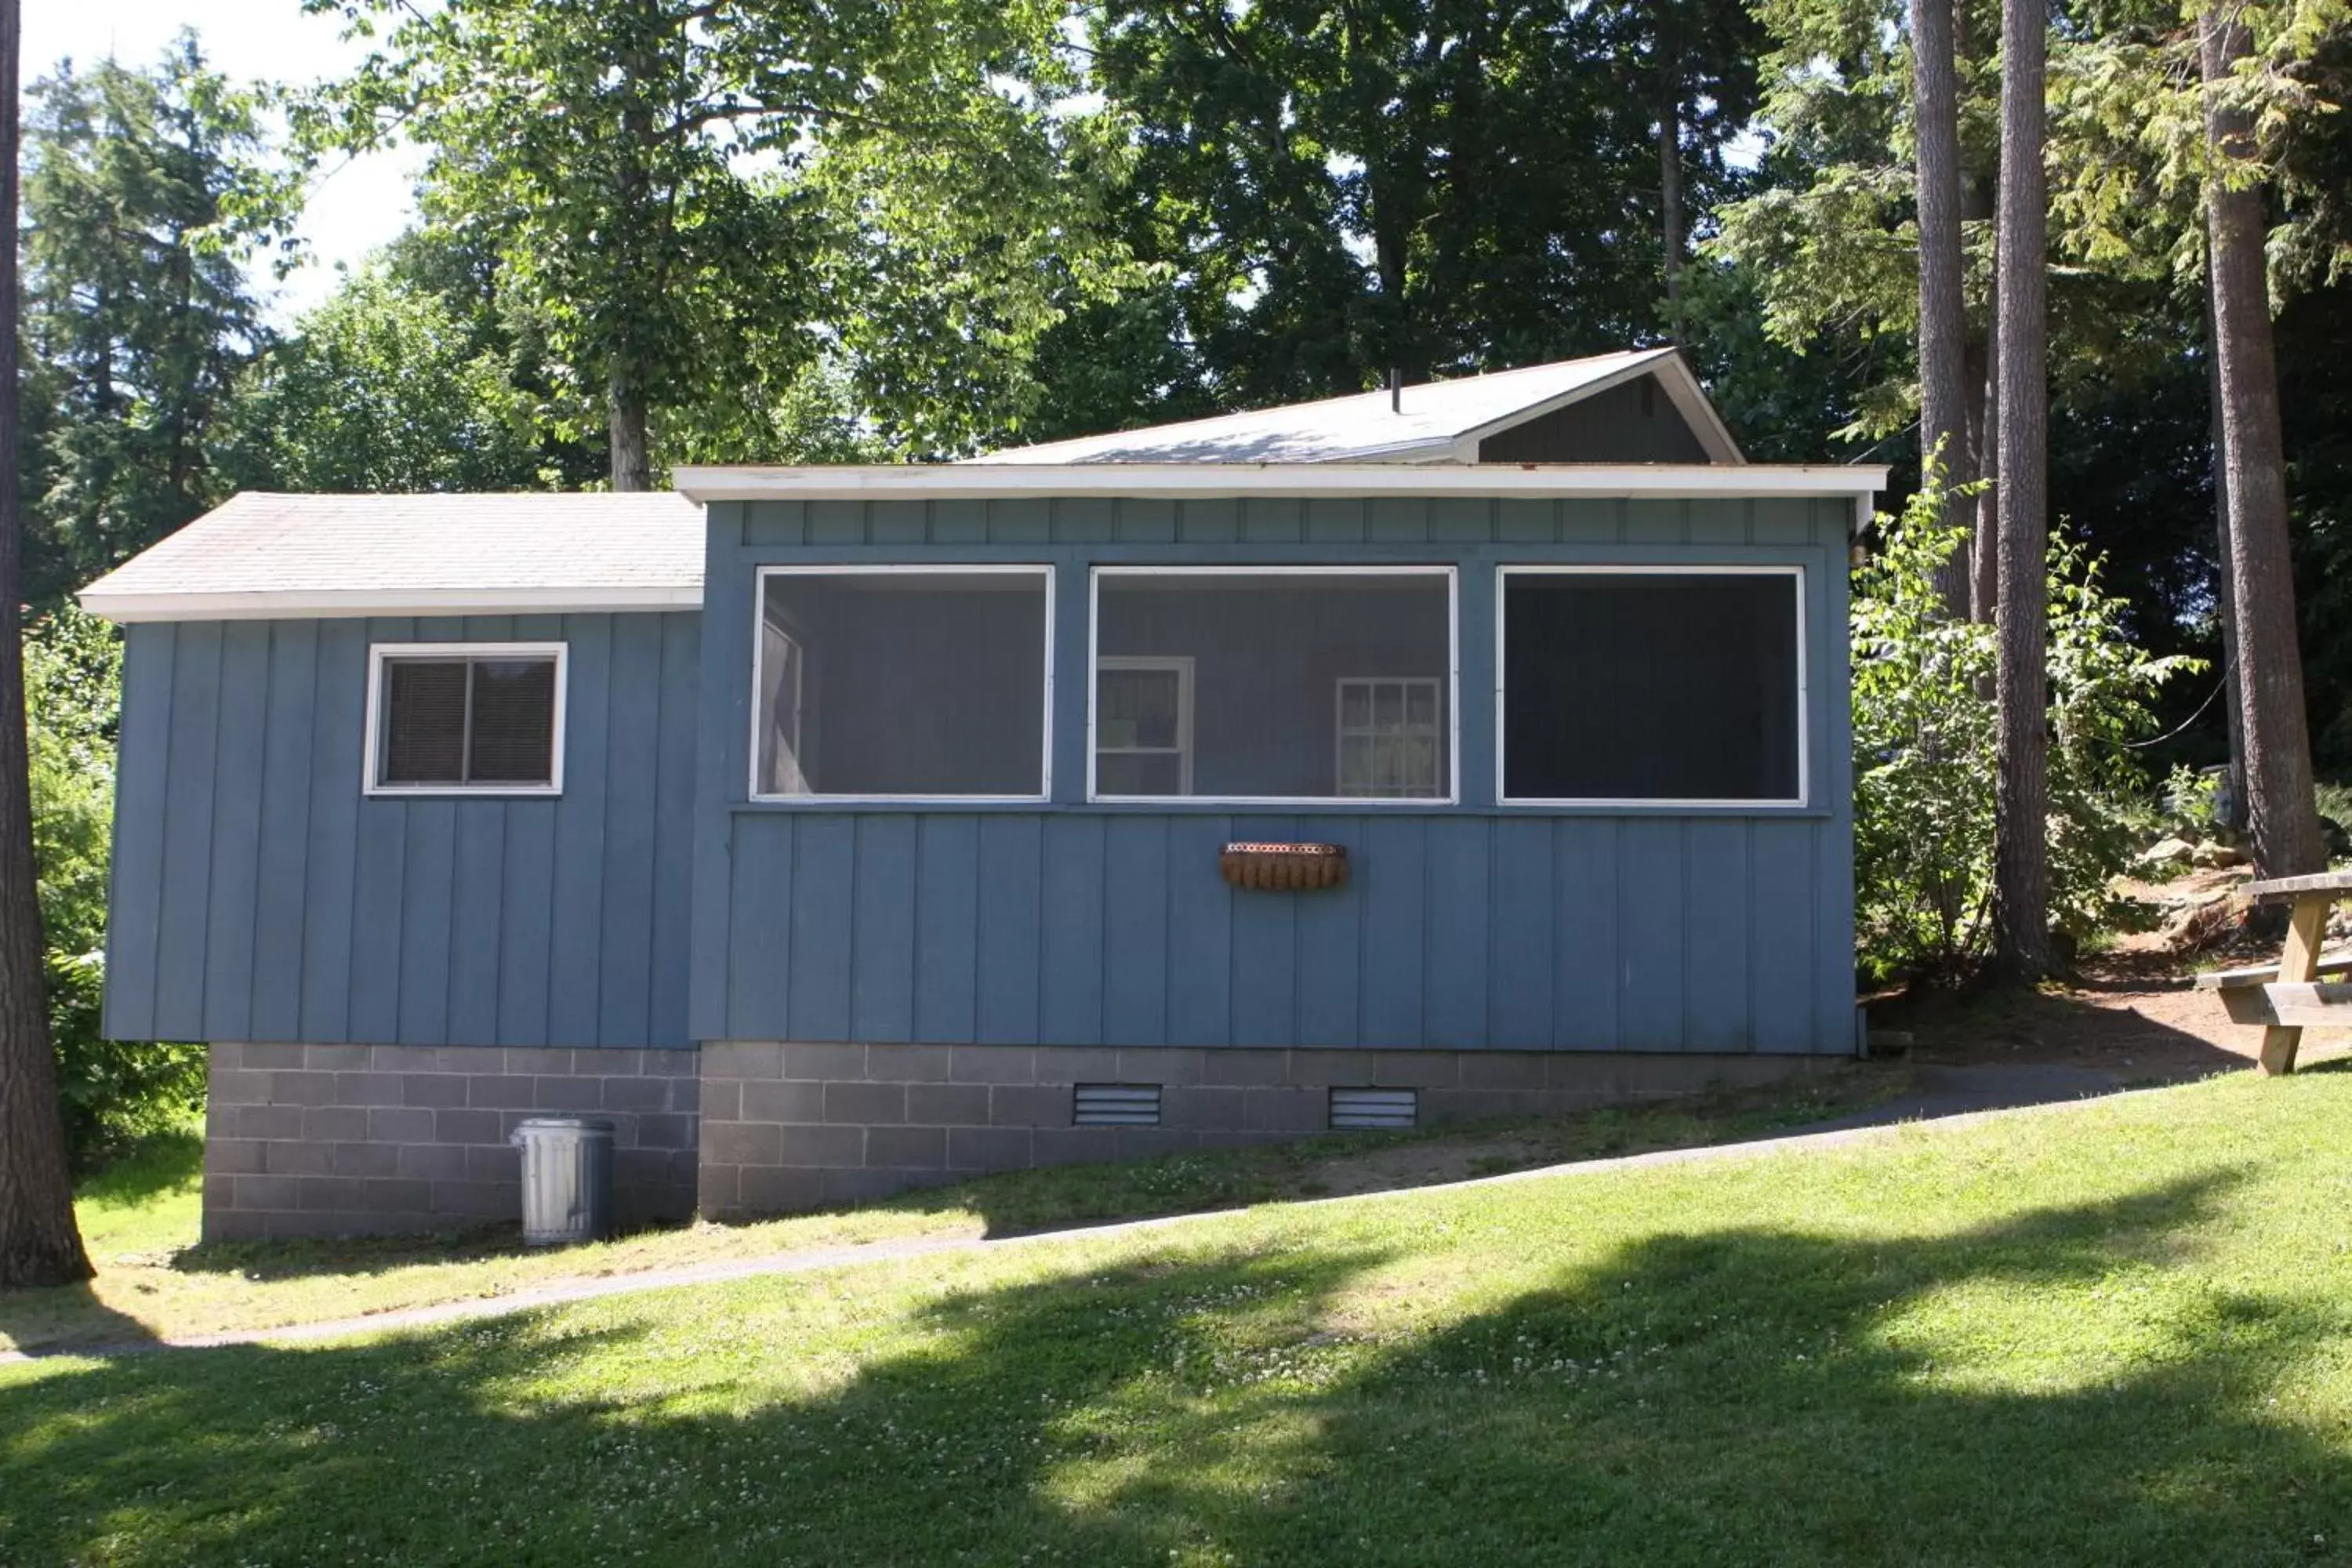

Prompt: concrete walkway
[{"left": 1, "top": 1062, "right": 2185, "bottom": 1365}]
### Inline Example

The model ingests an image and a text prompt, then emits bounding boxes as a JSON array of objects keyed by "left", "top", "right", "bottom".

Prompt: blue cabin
[{"left": 79, "top": 350, "right": 1886, "bottom": 1238}]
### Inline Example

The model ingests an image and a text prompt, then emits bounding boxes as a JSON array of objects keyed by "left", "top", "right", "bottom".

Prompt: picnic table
[{"left": 2193, "top": 869, "right": 2352, "bottom": 1074}]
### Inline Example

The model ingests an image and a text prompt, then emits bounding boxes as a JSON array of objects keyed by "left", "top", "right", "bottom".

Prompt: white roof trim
[
  {"left": 676, "top": 463, "right": 1884, "bottom": 503},
  {"left": 78, "top": 583, "right": 705, "bottom": 625}
]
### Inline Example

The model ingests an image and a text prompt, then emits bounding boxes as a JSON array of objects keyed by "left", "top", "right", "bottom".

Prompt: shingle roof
[
  {"left": 77, "top": 492, "right": 705, "bottom": 622},
  {"left": 964, "top": 348, "right": 1740, "bottom": 466}
]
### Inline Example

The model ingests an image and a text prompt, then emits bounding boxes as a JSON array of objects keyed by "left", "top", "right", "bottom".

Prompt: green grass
[
  {"left": 0, "top": 1070, "right": 1897, "bottom": 1354},
  {"left": 69, "top": 1127, "right": 206, "bottom": 1261},
  {"left": 6, "top": 1069, "right": 2352, "bottom": 1564}
]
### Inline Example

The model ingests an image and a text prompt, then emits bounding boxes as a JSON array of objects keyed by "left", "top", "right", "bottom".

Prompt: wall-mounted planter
[{"left": 1220, "top": 841, "right": 1348, "bottom": 891}]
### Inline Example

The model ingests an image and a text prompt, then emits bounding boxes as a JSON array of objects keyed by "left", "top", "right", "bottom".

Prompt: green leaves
[
  {"left": 20, "top": 35, "right": 299, "bottom": 601},
  {"left": 1083, "top": 0, "right": 1766, "bottom": 403},
  {"left": 1853, "top": 470, "right": 2201, "bottom": 983},
  {"left": 222, "top": 264, "right": 551, "bottom": 494},
  {"left": 24, "top": 609, "right": 206, "bottom": 1164},
  {"left": 299, "top": 0, "right": 1127, "bottom": 471}
]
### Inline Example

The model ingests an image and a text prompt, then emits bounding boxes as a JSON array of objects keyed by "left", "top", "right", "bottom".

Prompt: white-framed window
[
  {"left": 1089, "top": 566, "right": 1457, "bottom": 804},
  {"left": 750, "top": 564, "right": 1054, "bottom": 802},
  {"left": 364, "top": 642, "right": 567, "bottom": 797},
  {"left": 1095, "top": 656, "right": 1194, "bottom": 797},
  {"left": 1496, "top": 564, "right": 1808, "bottom": 807},
  {"left": 1335, "top": 677, "right": 1444, "bottom": 797}
]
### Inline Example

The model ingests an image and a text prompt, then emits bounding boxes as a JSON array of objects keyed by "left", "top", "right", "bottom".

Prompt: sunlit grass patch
[{"left": 10, "top": 1074, "right": 2352, "bottom": 1562}]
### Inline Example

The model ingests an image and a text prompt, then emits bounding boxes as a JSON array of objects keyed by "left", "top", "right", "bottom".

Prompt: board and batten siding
[
  {"left": 104, "top": 612, "right": 702, "bottom": 1050},
  {"left": 687, "top": 493, "right": 1857, "bottom": 1054}
]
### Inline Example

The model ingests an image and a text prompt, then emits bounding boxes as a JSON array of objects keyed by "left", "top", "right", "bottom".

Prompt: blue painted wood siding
[
  {"left": 688, "top": 494, "right": 1859, "bottom": 1054},
  {"left": 103, "top": 612, "right": 702, "bottom": 1048}
]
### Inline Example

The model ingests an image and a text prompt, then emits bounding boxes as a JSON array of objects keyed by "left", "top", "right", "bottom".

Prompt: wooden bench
[{"left": 2208, "top": 870, "right": 2352, "bottom": 1073}]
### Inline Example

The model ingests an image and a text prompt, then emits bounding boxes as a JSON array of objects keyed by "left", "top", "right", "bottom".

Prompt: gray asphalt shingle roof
[{"left": 76, "top": 492, "right": 705, "bottom": 620}]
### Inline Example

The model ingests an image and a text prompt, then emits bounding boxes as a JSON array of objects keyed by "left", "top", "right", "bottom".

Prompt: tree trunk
[
  {"left": 2202, "top": 6, "right": 2325, "bottom": 877},
  {"left": 1963, "top": 143, "right": 2000, "bottom": 623},
  {"left": 2206, "top": 285, "right": 2249, "bottom": 831},
  {"left": 608, "top": 364, "right": 652, "bottom": 493},
  {"left": 1990, "top": 0, "right": 2051, "bottom": 978},
  {"left": 1913, "top": 0, "right": 1973, "bottom": 614},
  {"left": 1659, "top": 86, "right": 1684, "bottom": 336},
  {"left": 0, "top": 0, "right": 94, "bottom": 1290}
]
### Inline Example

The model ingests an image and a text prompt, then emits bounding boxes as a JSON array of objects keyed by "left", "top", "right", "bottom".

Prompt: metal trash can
[{"left": 510, "top": 1116, "right": 615, "bottom": 1247}]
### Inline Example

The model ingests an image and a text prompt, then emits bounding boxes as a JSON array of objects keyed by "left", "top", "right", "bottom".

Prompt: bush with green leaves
[
  {"left": 27, "top": 604, "right": 205, "bottom": 1163},
  {"left": 1851, "top": 484, "right": 2201, "bottom": 985}
]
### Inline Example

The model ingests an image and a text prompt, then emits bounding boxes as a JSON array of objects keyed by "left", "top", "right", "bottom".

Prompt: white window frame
[
  {"left": 363, "top": 641, "right": 568, "bottom": 798},
  {"left": 747, "top": 563, "right": 1056, "bottom": 804},
  {"left": 1494, "top": 564, "right": 1809, "bottom": 809},
  {"left": 1334, "top": 677, "right": 1446, "bottom": 799},
  {"left": 1094, "top": 655, "right": 1196, "bottom": 796},
  {"left": 1087, "top": 564, "right": 1461, "bottom": 807}
]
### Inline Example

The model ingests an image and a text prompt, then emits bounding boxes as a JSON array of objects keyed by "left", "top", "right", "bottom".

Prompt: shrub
[
  {"left": 1851, "top": 481, "right": 2200, "bottom": 985},
  {"left": 27, "top": 605, "right": 205, "bottom": 1163}
]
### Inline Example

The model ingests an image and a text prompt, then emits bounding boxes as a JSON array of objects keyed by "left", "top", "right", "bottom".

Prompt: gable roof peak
[{"left": 965, "top": 347, "right": 1742, "bottom": 467}]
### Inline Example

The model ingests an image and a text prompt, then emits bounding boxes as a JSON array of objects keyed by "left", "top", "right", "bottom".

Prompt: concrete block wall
[
  {"left": 201, "top": 1043, "right": 699, "bottom": 1240},
  {"left": 695, "top": 1042, "right": 1831, "bottom": 1221}
]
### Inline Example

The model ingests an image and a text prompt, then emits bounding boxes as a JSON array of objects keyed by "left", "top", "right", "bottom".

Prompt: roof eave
[
  {"left": 76, "top": 583, "right": 705, "bottom": 626},
  {"left": 675, "top": 462, "right": 1886, "bottom": 503}
]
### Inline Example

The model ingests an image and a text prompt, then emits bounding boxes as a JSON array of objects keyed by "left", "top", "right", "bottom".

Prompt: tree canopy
[{"left": 18, "top": 35, "right": 296, "bottom": 601}]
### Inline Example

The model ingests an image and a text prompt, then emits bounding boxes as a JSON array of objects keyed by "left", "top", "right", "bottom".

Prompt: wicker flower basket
[{"left": 1219, "top": 841, "right": 1348, "bottom": 891}]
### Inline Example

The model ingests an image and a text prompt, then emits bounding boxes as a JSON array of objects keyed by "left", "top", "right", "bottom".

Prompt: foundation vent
[
  {"left": 1329, "top": 1087, "right": 1418, "bottom": 1131},
  {"left": 1073, "top": 1083, "right": 1162, "bottom": 1127}
]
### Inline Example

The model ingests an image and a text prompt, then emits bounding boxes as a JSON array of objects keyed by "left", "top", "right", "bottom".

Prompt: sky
[{"left": 24, "top": 0, "right": 422, "bottom": 321}]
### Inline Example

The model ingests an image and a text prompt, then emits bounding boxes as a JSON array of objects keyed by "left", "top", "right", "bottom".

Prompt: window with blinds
[{"left": 368, "top": 644, "right": 565, "bottom": 793}]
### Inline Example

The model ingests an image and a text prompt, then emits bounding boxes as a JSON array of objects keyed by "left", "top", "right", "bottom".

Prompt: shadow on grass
[
  {"left": 0, "top": 1283, "right": 158, "bottom": 1354},
  {"left": 6, "top": 1160, "right": 2347, "bottom": 1563},
  {"left": 73, "top": 1128, "right": 205, "bottom": 1207}
]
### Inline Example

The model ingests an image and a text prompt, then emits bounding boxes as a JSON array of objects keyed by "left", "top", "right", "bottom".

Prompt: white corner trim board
[{"left": 673, "top": 462, "right": 1889, "bottom": 504}]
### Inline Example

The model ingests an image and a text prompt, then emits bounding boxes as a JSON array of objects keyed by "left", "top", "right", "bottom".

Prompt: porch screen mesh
[
  {"left": 1501, "top": 571, "right": 1802, "bottom": 802},
  {"left": 756, "top": 570, "right": 1049, "bottom": 797},
  {"left": 1093, "top": 571, "right": 1451, "bottom": 800}
]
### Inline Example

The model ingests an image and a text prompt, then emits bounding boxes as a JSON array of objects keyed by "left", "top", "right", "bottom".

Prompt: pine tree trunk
[
  {"left": 0, "top": 0, "right": 94, "bottom": 1290},
  {"left": 2206, "top": 289, "right": 2249, "bottom": 831},
  {"left": 1913, "top": 0, "right": 1973, "bottom": 614},
  {"left": 1990, "top": 0, "right": 2051, "bottom": 977},
  {"left": 1965, "top": 172, "right": 1999, "bottom": 623},
  {"left": 608, "top": 365, "right": 652, "bottom": 493},
  {"left": 2201, "top": 5, "right": 2324, "bottom": 877}
]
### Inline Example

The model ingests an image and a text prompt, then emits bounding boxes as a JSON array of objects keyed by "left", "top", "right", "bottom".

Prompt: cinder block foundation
[
  {"left": 201, "top": 1043, "right": 699, "bottom": 1240},
  {"left": 694, "top": 1041, "right": 1835, "bottom": 1221},
  {"left": 201, "top": 1040, "right": 1838, "bottom": 1235}
]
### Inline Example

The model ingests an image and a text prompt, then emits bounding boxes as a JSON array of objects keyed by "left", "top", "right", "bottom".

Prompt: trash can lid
[{"left": 511, "top": 1116, "right": 617, "bottom": 1135}]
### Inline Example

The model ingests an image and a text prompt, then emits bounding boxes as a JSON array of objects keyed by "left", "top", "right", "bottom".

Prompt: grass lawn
[
  {"left": 5, "top": 1069, "right": 2352, "bottom": 1564},
  {"left": 0, "top": 1070, "right": 1897, "bottom": 1355}
]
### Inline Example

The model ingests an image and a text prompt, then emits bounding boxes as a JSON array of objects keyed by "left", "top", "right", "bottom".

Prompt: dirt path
[{"left": 1875, "top": 867, "right": 2352, "bottom": 1077}]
